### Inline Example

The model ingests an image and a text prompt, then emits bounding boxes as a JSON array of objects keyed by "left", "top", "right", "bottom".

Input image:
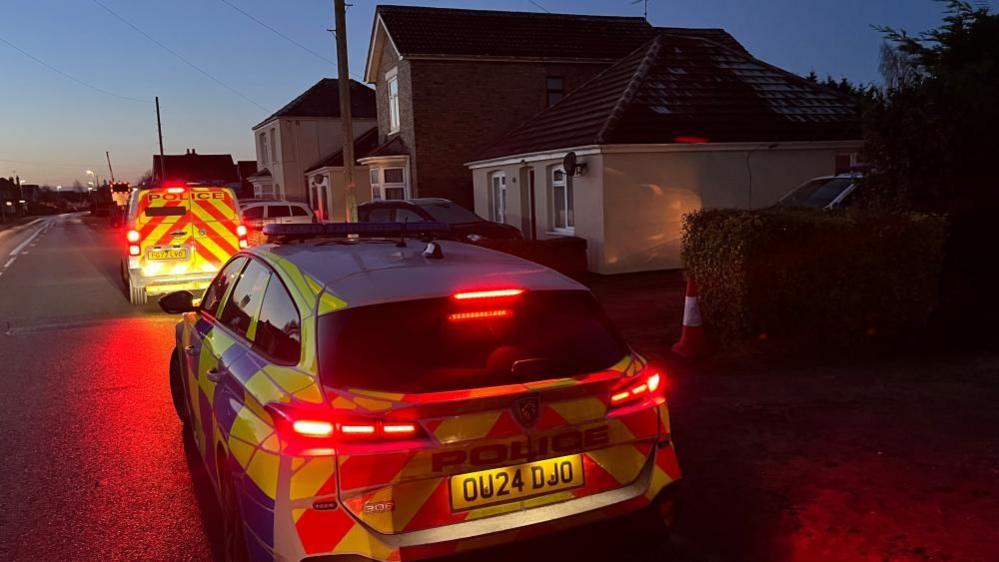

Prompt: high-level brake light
[
  {"left": 448, "top": 309, "right": 512, "bottom": 322},
  {"left": 166, "top": 187, "right": 186, "bottom": 194},
  {"left": 453, "top": 288, "right": 524, "bottom": 301}
]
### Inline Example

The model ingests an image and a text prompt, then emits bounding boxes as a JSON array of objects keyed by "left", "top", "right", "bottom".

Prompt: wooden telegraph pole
[
  {"left": 333, "top": 0, "right": 357, "bottom": 222},
  {"left": 156, "top": 96, "right": 166, "bottom": 184}
]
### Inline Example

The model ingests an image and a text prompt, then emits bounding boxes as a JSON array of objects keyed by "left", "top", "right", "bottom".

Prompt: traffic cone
[{"left": 672, "top": 277, "right": 708, "bottom": 360}]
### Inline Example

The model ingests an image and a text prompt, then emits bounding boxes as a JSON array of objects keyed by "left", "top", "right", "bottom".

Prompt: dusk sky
[{"left": 2, "top": 0, "right": 995, "bottom": 187}]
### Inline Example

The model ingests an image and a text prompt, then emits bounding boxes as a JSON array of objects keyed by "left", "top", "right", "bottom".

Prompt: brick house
[{"left": 362, "top": 5, "right": 740, "bottom": 208}]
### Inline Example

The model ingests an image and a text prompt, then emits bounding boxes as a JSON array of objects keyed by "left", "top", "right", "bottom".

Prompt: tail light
[
  {"left": 128, "top": 244, "right": 141, "bottom": 256},
  {"left": 236, "top": 224, "right": 248, "bottom": 248},
  {"left": 266, "top": 403, "right": 423, "bottom": 455},
  {"left": 609, "top": 367, "right": 665, "bottom": 411},
  {"left": 126, "top": 229, "right": 140, "bottom": 243}
]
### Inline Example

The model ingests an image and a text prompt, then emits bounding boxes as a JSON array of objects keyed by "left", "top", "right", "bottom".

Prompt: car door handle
[
  {"left": 171, "top": 230, "right": 186, "bottom": 237},
  {"left": 206, "top": 366, "right": 228, "bottom": 383},
  {"left": 184, "top": 345, "right": 199, "bottom": 356}
]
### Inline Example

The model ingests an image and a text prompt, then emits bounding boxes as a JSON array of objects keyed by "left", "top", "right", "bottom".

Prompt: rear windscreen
[
  {"left": 317, "top": 290, "right": 628, "bottom": 393},
  {"left": 144, "top": 206, "right": 187, "bottom": 217}
]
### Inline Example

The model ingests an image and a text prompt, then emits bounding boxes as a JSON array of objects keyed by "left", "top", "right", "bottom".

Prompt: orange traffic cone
[{"left": 672, "top": 277, "right": 708, "bottom": 360}]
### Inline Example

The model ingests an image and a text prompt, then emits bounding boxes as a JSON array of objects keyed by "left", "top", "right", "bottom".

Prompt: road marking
[
  {"left": 8, "top": 218, "right": 49, "bottom": 257},
  {"left": 3, "top": 258, "right": 14, "bottom": 269}
]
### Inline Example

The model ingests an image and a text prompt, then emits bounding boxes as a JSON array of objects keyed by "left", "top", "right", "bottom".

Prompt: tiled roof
[
  {"left": 361, "top": 136, "right": 409, "bottom": 159},
  {"left": 475, "top": 33, "right": 860, "bottom": 161},
  {"left": 376, "top": 5, "right": 747, "bottom": 61},
  {"left": 247, "top": 168, "right": 271, "bottom": 180},
  {"left": 154, "top": 152, "right": 238, "bottom": 183},
  {"left": 255, "top": 79, "right": 376, "bottom": 129},
  {"left": 305, "top": 128, "right": 382, "bottom": 173}
]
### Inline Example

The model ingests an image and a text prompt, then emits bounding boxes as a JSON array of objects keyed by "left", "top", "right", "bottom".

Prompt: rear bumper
[
  {"left": 295, "top": 443, "right": 681, "bottom": 562},
  {"left": 128, "top": 268, "right": 214, "bottom": 296}
]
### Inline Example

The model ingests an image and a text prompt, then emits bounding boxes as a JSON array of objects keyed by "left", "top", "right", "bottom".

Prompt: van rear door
[
  {"left": 188, "top": 187, "right": 241, "bottom": 274},
  {"left": 133, "top": 188, "right": 194, "bottom": 276}
]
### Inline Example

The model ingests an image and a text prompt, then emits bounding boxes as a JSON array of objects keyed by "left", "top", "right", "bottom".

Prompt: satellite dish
[{"left": 563, "top": 152, "right": 578, "bottom": 175}]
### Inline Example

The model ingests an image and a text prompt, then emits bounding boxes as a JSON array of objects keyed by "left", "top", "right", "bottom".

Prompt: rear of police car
[
  {"left": 270, "top": 241, "right": 681, "bottom": 561},
  {"left": 124, "top": 185, "right": 246, "bottom": 304}
]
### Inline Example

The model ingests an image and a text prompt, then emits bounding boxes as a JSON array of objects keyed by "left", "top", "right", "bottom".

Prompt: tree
[
  {"left": 138, "top": 169, "right": 153, "bottom": 187},
  {"left": 862, "top": 0, "right": 999, "bottom": 213}
]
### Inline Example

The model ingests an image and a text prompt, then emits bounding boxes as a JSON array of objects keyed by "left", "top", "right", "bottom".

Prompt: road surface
[{"left": 0, "top": 214, "right": 689, "bottom": 562}]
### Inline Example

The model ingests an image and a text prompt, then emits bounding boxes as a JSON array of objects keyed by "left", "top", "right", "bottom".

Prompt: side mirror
[{"left": 159, "top": 291, "right": 197, "bottom": 314}]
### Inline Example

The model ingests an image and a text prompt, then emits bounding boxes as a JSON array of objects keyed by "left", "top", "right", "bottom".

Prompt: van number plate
[
  {"left": 449, "top": 454, "right": 583, "bottom": 511},
  {"left": 148, "top": 249, "right": 188, "bottom": 261}
]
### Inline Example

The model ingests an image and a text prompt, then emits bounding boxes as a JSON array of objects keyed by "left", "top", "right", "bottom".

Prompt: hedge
[{"left": 681, "top": 208, "right": 947, "bottom": 351}]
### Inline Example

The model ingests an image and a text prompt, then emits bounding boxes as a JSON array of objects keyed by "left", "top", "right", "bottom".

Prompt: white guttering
[{"left": 466, "top": 140, "right": 864, "bottom": 170}]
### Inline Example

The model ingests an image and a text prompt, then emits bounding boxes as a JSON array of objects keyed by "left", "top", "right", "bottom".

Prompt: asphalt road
[
  {"left": 0, "top": 214, "right": 691, "bottom": 562},
  {"left": 0, "top": 214, "right": 220, "bottom": 561}
]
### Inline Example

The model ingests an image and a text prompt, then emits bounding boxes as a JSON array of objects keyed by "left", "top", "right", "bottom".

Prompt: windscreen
[
  {"left": 781, "top": 178, "right": 854, "bottom": 209},
  {"left": 318, "top": 290, "right": 628, "bottom": 393},
  {"left": 417, "top": 201, "right": 483, "bottom": 224}
]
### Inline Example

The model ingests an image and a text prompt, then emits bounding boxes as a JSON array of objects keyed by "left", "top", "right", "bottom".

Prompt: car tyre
[
  {"left": 128, "top": 274, "right": 147, "bottom": 305},
  {"left": 169, "top": 349, "right": 190, "bottom": 428},
  {"left": 219, "top": 459, "right": 250, "bottom": 562}
]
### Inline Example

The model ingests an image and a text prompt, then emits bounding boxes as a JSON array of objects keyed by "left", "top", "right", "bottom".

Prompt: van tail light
[
  {"left": 609, "top": 367, "right": 666, "bottom": 411},
  {"left": 235, "top": 224, "right": 248, "bottom": 248},
  {"left": 126, "top": 229, "right": 140, "bottom": 243},
  {"left": 128, "top": 244, "right": 141, "bottom": 256},
  {"left": 266, "top": 403, "right": 423, "bottom": 455}
]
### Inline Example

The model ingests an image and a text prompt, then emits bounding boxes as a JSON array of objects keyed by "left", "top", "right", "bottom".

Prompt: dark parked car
[{"left": 358, "top": 198, "right": 523, "bottom": 241}]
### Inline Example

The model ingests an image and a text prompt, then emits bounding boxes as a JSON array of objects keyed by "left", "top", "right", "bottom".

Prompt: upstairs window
[
  {"left": 546, "top": 77, "right": 565, "bottom": 107},
  {"left": 259, "top": 133, "right": 269, "bottom": 165},
  {"left": 387, "top": 68, "right": 400, "bottom": 134},
  {"left": 269, "top": 128, "right": 277, "bottom": 163}
]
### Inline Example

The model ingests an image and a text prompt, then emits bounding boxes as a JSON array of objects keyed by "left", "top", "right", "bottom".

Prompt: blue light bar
[{"left": 262, "top": 222, "right": 451, "bottom": 239}]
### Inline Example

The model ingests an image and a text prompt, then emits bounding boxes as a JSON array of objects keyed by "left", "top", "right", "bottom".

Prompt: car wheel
[
  {"left": 169, "top": 349, "right": 190, "bottom": 428},
  {"left": 219, "top": 460, "right": 250, "bottom": 562},
  {"left": 128, "top": 274, "right": 147, "bottom": 305}
]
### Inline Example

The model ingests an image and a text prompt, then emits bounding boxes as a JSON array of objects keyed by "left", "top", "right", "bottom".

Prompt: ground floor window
[
  {"left": 370, "top": 166, "right": 408, "bottom": 200},
  {"left": 255, "top": 183, "right": 276, "bottom": 199},
  {"left": 551, "top": 167, "right": 573, "bottom": 233},
  {"left": 490, "top": 172, "right": 507, "bottom": 223}
]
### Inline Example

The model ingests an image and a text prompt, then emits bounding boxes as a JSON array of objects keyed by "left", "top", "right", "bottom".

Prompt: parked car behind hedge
[{"left": 681, "top": 208, "right": 947, "bottom": 353}]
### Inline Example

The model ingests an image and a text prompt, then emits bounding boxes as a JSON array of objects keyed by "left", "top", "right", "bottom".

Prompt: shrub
[{"left": 681, "top": 208, "right": 947, "bottom": 352}]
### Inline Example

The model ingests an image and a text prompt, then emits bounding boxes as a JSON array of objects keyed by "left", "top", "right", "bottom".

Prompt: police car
[{"left": 158, "top": 222, "right": 682, "bottom": 561}]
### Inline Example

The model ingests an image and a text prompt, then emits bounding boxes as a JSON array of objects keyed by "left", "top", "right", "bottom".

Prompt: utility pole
[
  {"left": 106, "top": 151, "right": 115, "bottom": 183},
  {"left": 333, "top": 0, "right": 357, "bottom": 222},
  {"left": 155, "top": 96, "right": 166, "bottom": 185}
]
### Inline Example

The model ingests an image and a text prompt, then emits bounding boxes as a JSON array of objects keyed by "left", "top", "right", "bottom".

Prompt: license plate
[
  {"left": 449, "top": 454, "right": 584, "bottom": 511},
  {"left": 148, "top": 248, "right": 188, "bottom": 261}
]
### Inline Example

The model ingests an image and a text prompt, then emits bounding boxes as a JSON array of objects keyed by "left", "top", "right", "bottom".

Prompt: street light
[{"left": 86, "top": 170, "right": 97, "bottom": 188}]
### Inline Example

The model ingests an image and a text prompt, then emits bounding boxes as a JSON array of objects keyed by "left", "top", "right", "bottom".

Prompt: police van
[{"left": 122, "top": 185, "right": 246, "bottom": 304}]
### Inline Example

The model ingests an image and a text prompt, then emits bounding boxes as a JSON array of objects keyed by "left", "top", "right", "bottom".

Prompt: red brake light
[
  {"left": 448, "top": 309, "right": 512, "bottom": 322},
  {"left": 453, "top": 288, "right": 524, "bottom": 301},
  {"left": 128, "top": 244, "right": 141, "bottom": 256},
  {"left": 126, "top": 230, "right": 140, "bottom": 243},
  {"left": 236, "top": 225, "right": 248, "bottom": 237},
  {"left": 292, "top": 420, "right": 335, "bottom": 437},
  {"left": 610, "top": 367, "right": 666, "bottom": 408},
  {"left": 267, "top": 403, "right": 422, "bottom": 455}
]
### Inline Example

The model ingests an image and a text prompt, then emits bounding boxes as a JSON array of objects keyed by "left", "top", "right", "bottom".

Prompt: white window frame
[
  {"left": 550, "top": 166, "right": 574, "bottom": 234},
  {"left": 490, "top": 172, "right": 507, "bottom": 224},
  {"left": 259, "top": 132, "right": 269, "bottom": 166},
  {"left": 370, "top": 165, "right": 409, "bottom": 201},
  {"left": 386, "top": 68, "right": 400, "bottom": 134}
]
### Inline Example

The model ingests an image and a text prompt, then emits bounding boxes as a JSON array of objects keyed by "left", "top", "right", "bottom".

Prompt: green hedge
[
  {"left": 681, "top": 209, "right": 947, "bottom": 351},
  {"left": 474, "top": 236, "right": 589, "bottom": 279}
]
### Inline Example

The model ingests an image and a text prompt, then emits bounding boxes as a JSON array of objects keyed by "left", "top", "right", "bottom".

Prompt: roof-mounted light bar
[{"left": 263, "top": 222, "right": 451, "bottom": 241}]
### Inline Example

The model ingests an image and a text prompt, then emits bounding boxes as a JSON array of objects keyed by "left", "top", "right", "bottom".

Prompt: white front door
[{"left": 491, "top": 173, "right": 507, "bottom": 223}]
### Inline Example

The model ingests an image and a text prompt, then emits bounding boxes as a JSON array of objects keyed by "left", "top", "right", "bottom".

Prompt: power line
[
  {"left": 90, "top": 0, "right": 269, "bottom": 112},
  {"left": 0, "top": 33, "right": 148, "bottom": 103},
  {"left": 528, "top": 0, "right": 551, "bottom": 13},
  {"left": 218, "top": 0, "right": 336, "bottom": 65}
]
